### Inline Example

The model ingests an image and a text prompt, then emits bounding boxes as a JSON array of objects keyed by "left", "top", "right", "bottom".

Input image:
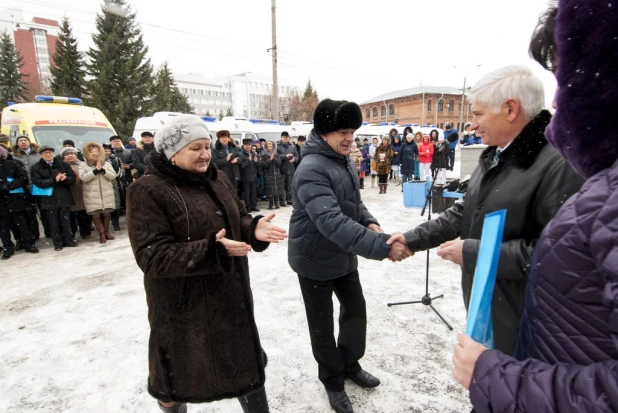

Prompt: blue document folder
[
  {"left": 6, "top": 177, "right": 24, "bottom": 194},
  {"left": 31, "top": 184, "right": 53, "bottom": 196},
  {"left": 465, "top": 209, "right": 507, "bottom": 349}
]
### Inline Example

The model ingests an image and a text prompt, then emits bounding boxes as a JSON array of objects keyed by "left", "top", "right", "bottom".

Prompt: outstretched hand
[
  {"left": 386, "top": 232, "right": 414, "bottom": 262},
  {"left": 216, "top": 229, "right": 251, "bottom": 256},
  {"left": 254, "top": 213, "right": 288, "bottom": 243}
]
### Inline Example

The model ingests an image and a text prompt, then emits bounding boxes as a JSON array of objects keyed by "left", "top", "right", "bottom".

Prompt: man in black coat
[
  {"left": 30, "top": 146, "right": 77, "bottom": 251},
  {"left": 110, "top": 135, "right": 133, "bottom": 187},
  {"left": 211, "top": 129, "right": 241, "bottom": 190},
  {"left": 294, "top": 135, "right": 306, "bottom": 169},
  {"left": 238, "top": 138, "right": 261, "bottom": 212},
  {"left": 0, "top": 148, "right": 39, "bottom": 258},
  {"left": 289, "top": 99, "right": 412, "bottom": 413},
  {"left": 132, "top": 131, "right": 156, "bottom": 178},
  {"left": 389, "top": 65, "right": 585, "bottom": 355},
  {"left": 276, "top": 131, "right": 297, "bottom": 206}
]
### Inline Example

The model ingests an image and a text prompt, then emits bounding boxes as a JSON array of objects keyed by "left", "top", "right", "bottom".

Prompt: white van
[{"left": 208, "top": 120, "right": 286, "bottom": 146}]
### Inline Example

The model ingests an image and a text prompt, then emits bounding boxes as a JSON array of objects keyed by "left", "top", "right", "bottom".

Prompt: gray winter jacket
[{"left": 288, "top": 131, "right": 391, "bottom": 280}]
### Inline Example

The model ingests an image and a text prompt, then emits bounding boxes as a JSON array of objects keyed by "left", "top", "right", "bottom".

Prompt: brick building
[
  {"left": 0, "top": 9, "right": 60, "bottom": 99},
  {"left": 360, "top": 86, "right": 473, "bottom": 131}
]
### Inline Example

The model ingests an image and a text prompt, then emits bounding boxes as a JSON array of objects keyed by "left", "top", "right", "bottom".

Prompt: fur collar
[
  {"left": 146, "top": 151, "right": 218, "bottom": 186},
  {"left": 479, "top": 110, "right": 551, "bottom": 169},
  {"left": 215, "top": 140, "right": 237, "bottom": 151},
  {"left": 12, "top": 143, "right": 40, "bottom": 157}
]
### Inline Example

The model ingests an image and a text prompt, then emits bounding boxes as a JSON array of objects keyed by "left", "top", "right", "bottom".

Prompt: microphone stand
[{"left": 388, "top": 164, "right": 453, "bottom": 330}]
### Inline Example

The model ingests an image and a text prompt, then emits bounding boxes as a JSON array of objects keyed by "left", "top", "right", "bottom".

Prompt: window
[
  {"left": 459, "top": 102, "right": 462, "bottom": 112},
  {"left": 373, "top": 107, "right": 378, "bottom": 117},
  {"left": 389, "top": 104, "right": 395, "bottom": 116},
  {"left": 427, "top": 100, "right": 432, "bottom": 111},
  {"left": 438, "top": 100, "right": 444, "bottom": 112},
  {"left": 381, "top": 106, "right": 386, "bottom": 117},
  {"left": 448, "top": 100, "right": 454, "bottom": 112},
  {"left": 365, "top": 108, "right": 370, "bottom": 118}
]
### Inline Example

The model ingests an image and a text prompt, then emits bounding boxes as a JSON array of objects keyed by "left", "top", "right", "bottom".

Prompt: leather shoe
[
  {"left": 347, "top": 369, "right": 380, "bottom": 388},
  {"left": 24, "top": 245, "right": 39, "bottom": 253},
  {"left": 2, "top": 247, "right": 15, "bottom": 260},
  {"left": 326, "top": 390, "right": 353, "bottom": 413},
  {"left": 251, "top": 207, "right": 261, "bottom": 212}
]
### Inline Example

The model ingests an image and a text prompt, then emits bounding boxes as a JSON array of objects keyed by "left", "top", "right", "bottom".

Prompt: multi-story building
[
  {"left": 0, "top": 9, "right": 59, "bottom": 99},
  {"left": 360, "top": 86, "right": 473, "bottom": 131},
  {"left": 176, "top": 71, "right": 295, "bottom": 120}
]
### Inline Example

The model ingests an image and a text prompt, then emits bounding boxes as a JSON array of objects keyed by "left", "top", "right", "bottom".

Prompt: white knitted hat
[{"left": 154, "top": 114, "right": 211, "bottom": 160}]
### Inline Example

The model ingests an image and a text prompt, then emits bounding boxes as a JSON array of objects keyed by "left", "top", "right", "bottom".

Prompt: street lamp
[
  {"left": 454, "top": 64, "right": 482, "bottom": 131},
  {"left": 283, "top": 104, "right": 289, "bottom": 125}
]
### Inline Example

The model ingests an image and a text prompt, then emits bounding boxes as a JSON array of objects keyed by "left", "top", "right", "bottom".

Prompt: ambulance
[{"left": 1, "top": 96, "right": 116, "bottom": 152}]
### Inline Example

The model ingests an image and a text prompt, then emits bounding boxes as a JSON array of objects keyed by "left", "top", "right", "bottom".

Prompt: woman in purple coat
[{"left": 452, "top": 2, "right": 618, "bottom": 412}]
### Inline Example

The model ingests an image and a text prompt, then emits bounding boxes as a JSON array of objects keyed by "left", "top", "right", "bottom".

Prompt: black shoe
[
  {"left": 158, "top": 401, "right": 187, "bottom": 413},
  {"left": 113, "top": 223, "right": 121, "bottom": 231},
  {"left": 251, "top": 207, "right": 261, "bottom": 212},
  {"left": 326, "top": 390, "right": 354, "bottom": 413},
  {"left": 15, "top": 241, "right": 23, "bottom": 251},
  {"left": 2, "top": 247, "right": 15, "bottom": 260},
  {"left": 54, "top": 247, "right": 63, "bottom": 251},
  {"left": 347, "top": 369, "right": 381, "bottom": 388},
  {"left": 65, "top": 242, "right": 79, "bottom": 247},
  {"left": 24, "top": 245, "right": 39, "bottom": 253}
]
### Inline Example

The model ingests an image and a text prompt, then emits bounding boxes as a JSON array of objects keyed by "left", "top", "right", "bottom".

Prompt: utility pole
[
  {"left": 271, "top": 0, "right": 279, "bottom": 123},
  {"left": 458, "top": 77, "right": 466, "bottom": 132}
]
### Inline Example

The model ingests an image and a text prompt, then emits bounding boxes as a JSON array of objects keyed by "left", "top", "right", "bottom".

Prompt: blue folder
[
  {"left": 465, "top": 209, "right": 507, "bottom": 349},
  {"left": 6, "top": 177, "right": 24, "bottom": 194},
  {"left": 31, "top": 184, "right": 53, "bottom": 196}
]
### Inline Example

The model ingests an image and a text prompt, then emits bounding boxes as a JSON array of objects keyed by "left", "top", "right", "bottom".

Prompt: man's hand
[
  {"left": 388, "top": 241, "right": 413, "bottom": 262},
  {"left": 452, "top": 333, "right": 489, "bottom": 389},
  {"left": 122, "top": 163, "right": 130, "bottom": 169},
  {"left": 231, "top": 158, "right": 238, "bottom": 164},
  {"left": 368, "top": 223, "right": 383, "bottom": 233},
  {"left": 216, "top": 229, "right": 251, "bottom": 256},
  {"left": 286, "top": 154, "right": 293, "bottom": 159},
  {"left": 386, "top": 232, "right": 414, "bottom": 262},
  {"left": 437, "top": 239, "right": 464, "bottom": 265}
]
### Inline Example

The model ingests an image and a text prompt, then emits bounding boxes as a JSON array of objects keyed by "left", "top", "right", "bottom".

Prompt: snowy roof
[{"left": 361, "top": 86, "right": 463, "bottom": 105}]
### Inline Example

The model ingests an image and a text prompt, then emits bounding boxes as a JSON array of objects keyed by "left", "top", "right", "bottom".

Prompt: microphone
[{"left": 446, "top": 132, "right": 459, "bottom": 143}]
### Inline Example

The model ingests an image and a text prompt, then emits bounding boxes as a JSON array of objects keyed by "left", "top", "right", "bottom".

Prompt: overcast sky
[{"left": 4, "top": 0, "right": 556, "bottom": 106}]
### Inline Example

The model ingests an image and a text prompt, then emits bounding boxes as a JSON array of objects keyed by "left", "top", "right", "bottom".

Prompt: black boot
[
  {"left": 268, "top": 197, "right": 274, "bottom": 210},
  {"left": 238, "top": 386, "right": 270, "bottom": 413},
  {"left": 2, "top": 245, "right": 15, "bottom": 260},
  {"left": 15, "top": 240, "right": 23, "bottom": 251},
  {"left": 326, "top": 390, "right": 354, "bottom": 413},
  {"left": 274, "top": 197, "right": 280, "bottom": 209},
  {"left": 23, "top": 243, "right": 40, "bottom": 253},
  {"left": 347, "top": 369, "right": 381, "bottom": 388},
  {"left": 359, "top": 177, "right": 364, "bottom": 189},
  {"left": 158, "top": 401, "right": 187, "bottom": 413}
]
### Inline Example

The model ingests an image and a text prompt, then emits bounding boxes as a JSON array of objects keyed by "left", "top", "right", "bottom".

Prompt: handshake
[{"left": 386, "top": 232, "right": 413, "bottom": 262}]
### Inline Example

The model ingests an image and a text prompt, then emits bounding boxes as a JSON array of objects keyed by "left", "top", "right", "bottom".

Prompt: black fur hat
[
  {"left": 242, "top": 138, "right": 253, "bottom": 145},
  {"left": 313, "top": 99, "right": 362, "bottom": 136}
]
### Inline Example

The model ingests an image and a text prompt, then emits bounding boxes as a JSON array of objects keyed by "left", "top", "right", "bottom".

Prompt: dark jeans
[
  {"left": 281, "top": 173, "right": 294, "bottom": 203},
  {"left": 402, "top": 173, "right": 415, "bottom": 184},
  {"left": 237, "top": 386, "right": 270, "bottom": 413},
  {"left": 447, "top": 149, "right": 455, "bottom": 171},
  {"left": 242, "top": 180, "right": 257, "bottom": 210},
  {"left": 1, "top": 211, "right": 34, "bottom": 248},
  {"left": 298, "top": 270, "right": 366, "bottom": 392},
  {"left": 43, "top": 207, "right": 73, "bottom": 248},
  {"left": 70, "top": 210, "right": 92, "bottom": 237},
  {"left": 25, "top": 201, "right": 40, "bottom": 239}
]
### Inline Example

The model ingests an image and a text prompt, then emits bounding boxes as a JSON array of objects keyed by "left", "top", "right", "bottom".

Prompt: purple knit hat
[{"left": 545, "top": 0, "right": 618, "bottom": 178}]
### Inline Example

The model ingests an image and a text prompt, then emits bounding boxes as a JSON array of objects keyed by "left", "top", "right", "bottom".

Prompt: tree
[
  {"left": 225, "top": 107, "right": 233, "bottom": 116},
  {"left": 218, "top": 111, "right": 224, "bottom": 121},
  {"left": 151, "top": 62, "right": 193, "bottom": 113},
  {"left": 0, "top": 31, "right": 29, "bottom": 104},
  {"left": 288, "top": 80, "right": 320, "bottom": 122},
  {"left": 50, "top": 18, "right": 88, "bottom": 100},
  {"left": 303, "top": 78, "right": 318, "bottom": 100},
  {"left": 87, "top": 0, "right": 154, "bottom": 139},
  {"left": 205, "top": 110, "right": 211, "bottom": 117}
]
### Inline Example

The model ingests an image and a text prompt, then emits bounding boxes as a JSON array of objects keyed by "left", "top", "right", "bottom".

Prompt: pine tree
[
  {"left": 87, "top": 0, "right": 154, "bottom": 138},
  {"left": 151, "top": 62, "right": 193, "bottom": 113},
  {"left": 303, "top": 79, "right": 316, "bottom": 100},
  {"left": 50, "top": 18, "right": 87, "bottom": 100},
  {"left": 218, "top": 111, "right": 224, "bottom": 121},
  {"left": 206, "top": 110, "right": 211, "bottom": 116},
  {"left": 225, "top": 107, "right": 233, "bottom": 116},
  {"left": 0, "top": 31, "right": 29, "bottom": 104}
]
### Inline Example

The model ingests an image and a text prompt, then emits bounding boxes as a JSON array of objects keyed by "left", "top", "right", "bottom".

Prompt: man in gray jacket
[
  {"left": 276, "top": 131, "right": 297, "bottom": 206},
  {"left": 289, "top": 99, "right": 412, "bottom": 413},
  {"left": 388, "top": 65, "right": 584, "bottom": 355}
]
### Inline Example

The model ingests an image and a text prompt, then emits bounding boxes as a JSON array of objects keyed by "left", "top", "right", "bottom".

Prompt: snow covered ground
[{"left": 0, "top": 178, "right": 471, "bottom": 413}]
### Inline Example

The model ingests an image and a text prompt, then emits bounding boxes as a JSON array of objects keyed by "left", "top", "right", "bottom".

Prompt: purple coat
[{"left": 469, "top": 1, "right": 618, "bottom": 412}]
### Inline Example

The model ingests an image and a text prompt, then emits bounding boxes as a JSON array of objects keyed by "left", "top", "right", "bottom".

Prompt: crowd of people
[{"left": 0, "top": 131, "right": 157, "bottom": 258}]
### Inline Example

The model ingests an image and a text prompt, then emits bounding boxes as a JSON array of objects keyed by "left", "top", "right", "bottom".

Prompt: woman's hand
[
  {"left": 254, "top": 213, "right": 288, "bottom": 243},
  {"left": 96, "top": 159, "right": 102, "bottom": 170},
  {"left": 452, "top": 333, "right": 489, "bottom": 389},
  {"left": 216, "top": 229, "right": 251, "bottom": 256}
]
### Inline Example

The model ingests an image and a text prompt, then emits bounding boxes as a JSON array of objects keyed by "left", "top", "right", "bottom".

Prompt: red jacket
[{"left": 418, "top": 137, "right": 434, "bottom": 163}]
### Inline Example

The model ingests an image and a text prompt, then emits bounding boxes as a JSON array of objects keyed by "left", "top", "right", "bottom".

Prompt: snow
[{"left": 0, "top": 181, "right": 471, "bottom": 412}]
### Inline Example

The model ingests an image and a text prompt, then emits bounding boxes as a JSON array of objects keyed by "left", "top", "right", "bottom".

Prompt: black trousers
[
  {"left": 25, "top": 200, "right": 40, "bottom": 239},
  {"left": 237, "top": 386, "right": 270, "bottom": 413},
  {"left": 447, "top": 149, "right": 455, "bottom": 171},
  {"left": 298, "top": 270, "right": 366, "bottom": 392},
  {"left": 1, "top": 211, "right": 33, "bottom": 248},
  {"left": 70, "top": 210, "right": 92, "bottom": 237},
  {"left": 242, "top": 180, "right": 257, "bottom": 210},
  {"left": 43, "top": 207, "right": 73, "bottom": 248},
  {"left": 280, "top": 173, "right": 294, "bottom": 203}
]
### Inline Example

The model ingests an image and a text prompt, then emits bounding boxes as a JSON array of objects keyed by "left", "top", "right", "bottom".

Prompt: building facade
[
  {"left": 0, "top": 9, "right": 59, "bottom": 99},
  {"left": 360, "top": 86, "right": 473, "bottom": 131},
  {"left": 176, "top": 71, "right": 295, "bottom": 119}
]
